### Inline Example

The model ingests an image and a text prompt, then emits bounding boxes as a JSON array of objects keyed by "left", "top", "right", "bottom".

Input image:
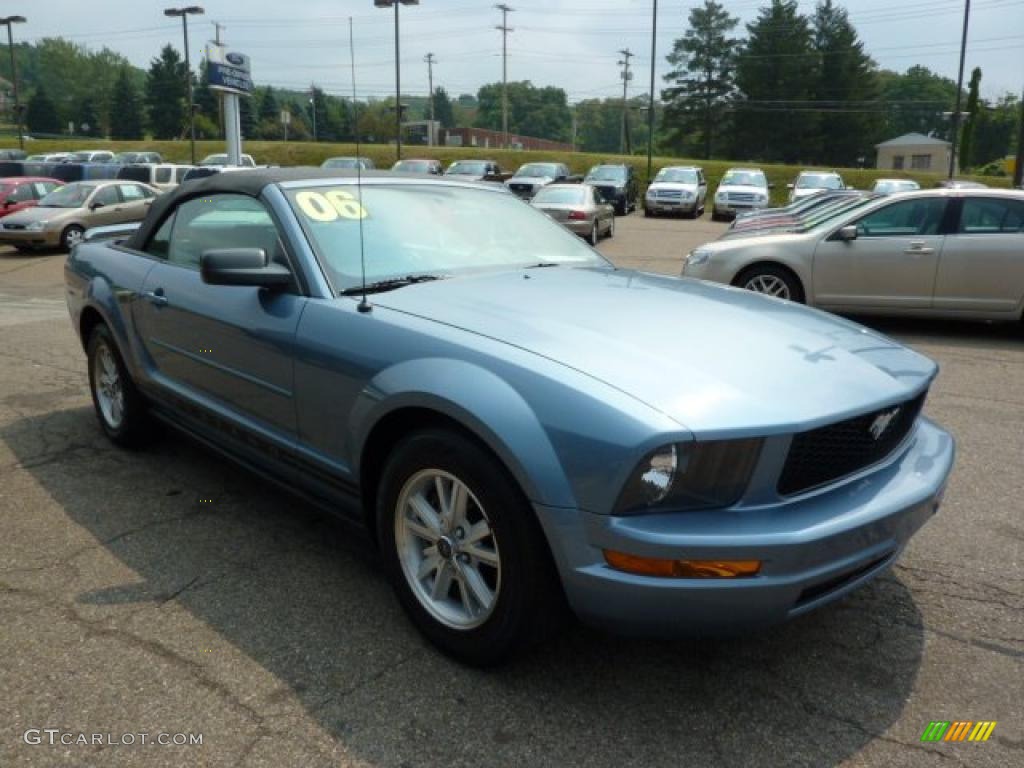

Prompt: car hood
[
  {"left": 2, "top": 206, "right": 77, "bottom": 225},
  {"left": 371, "top": 267, "right": 935, "bottom": 435},
  {"left": 717, "top": 184, "right": 767, "bottom": 195},
  {"left": 647, "top": 182, "right": 698, "bottom": 193}
]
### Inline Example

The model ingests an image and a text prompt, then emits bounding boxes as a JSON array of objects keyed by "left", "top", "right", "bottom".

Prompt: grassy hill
[{"left": 15, "top": 138, "right": 1008, "bottom": 206}]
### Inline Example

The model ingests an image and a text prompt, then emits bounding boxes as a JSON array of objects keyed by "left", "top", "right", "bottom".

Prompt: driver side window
[
  {"left": 856, "top": 199, "right": 947, "bottom": 237},
  {"left": 164, "top": 194, "right": 280, "bottom": 271},
  {"left": 92, "top": 186, "right": 121, "bottom": 208}
]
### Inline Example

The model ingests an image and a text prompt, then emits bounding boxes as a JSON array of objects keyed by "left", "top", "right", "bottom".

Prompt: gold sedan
[
  {"left": 530, "top": 183, "right": 615, "bottom": 245},
  {"left": 0, "top": 179, "right": 158, "bottom": 251}
]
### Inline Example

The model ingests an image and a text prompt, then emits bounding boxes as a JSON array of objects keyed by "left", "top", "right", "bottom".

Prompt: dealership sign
[{"left": 206, "top": 45, "right": 253, "bottom": 96}]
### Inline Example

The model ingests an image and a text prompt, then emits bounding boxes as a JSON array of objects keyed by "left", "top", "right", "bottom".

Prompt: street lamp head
[
  {"left": 374, "top": 1, "right": 419, "bottom": 6},
  {"left": 0, "top": 15, "right": 26, "bottom": 24},
  {"left": 164, "top": 6, "right": 204, "bottom": 16}
]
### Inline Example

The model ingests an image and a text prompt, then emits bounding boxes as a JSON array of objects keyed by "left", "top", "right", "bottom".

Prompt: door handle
[
  {"left": 904, "top": 241, "right": 934, "bottom": 256},
  {"left": 141, "top": 289, "right": 168, "bottom": 307}
]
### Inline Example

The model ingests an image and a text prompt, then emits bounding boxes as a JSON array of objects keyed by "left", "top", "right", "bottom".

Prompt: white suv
[
  {"left": 788, "top": 170, "right": 845, "bottom": 203},
  {"left": 711, "top": 168, "right": 771, "bottom": 220}
]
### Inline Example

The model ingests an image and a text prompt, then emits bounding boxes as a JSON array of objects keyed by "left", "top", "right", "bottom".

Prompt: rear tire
[
  {"left": 377, "top": 429, "right": 563, "bottom": 666},
  {"left": 588, "top": 220, "right": 599, "bottom": 245},
  {"left": 86, "top": 324, "right": 155, "bottom": 447}
]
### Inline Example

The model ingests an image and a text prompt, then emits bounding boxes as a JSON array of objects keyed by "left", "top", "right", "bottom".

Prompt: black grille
[{"left": 778, "top": 391, "right": 926, "bottom": 496}]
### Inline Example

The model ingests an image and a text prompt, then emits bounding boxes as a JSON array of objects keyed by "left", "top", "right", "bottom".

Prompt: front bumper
[
  {"left": 646, "top": 198, "right": 697, "bottom": 214},
  {"left": 534, "top": 417, "right": 954, "bottom": 635},
  {"left": 0, "top": 227, "right": 60, "bottom": 247},
  {"left": 713, "top": 200, "right": 769, "bottom": 217}
]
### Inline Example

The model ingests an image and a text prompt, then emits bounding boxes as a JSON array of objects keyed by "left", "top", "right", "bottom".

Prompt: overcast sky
[{"left": 17, "top": 1, "right": 1024, "bottom": 103}]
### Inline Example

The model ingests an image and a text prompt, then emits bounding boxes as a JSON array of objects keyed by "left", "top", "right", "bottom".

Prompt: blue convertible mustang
[{"left": 65, "top": 168, "right": 955, "bottom": 665}]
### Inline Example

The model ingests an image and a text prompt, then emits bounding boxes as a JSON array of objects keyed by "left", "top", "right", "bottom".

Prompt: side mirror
[
  {"left": 837, "top": 225, "right": 858, "bottom": 241},
  {"left": 2, "top": 199, "right": 13, "bottom": 207},
  {"left": 90, "top": 201, "right": 105, "bottom": 210},
  {"left": 786, "top": 183, "right": 794, "bottom": 190},
  {"left": 200, "top": 248, "right": 292, "bottom": 288}
]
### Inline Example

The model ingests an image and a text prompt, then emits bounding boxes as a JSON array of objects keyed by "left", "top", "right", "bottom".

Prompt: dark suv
[{"left": 584, "top": 164, "right": 638, "bottom": 215}]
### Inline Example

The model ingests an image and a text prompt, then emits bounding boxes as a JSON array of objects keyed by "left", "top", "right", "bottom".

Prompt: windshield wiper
[
  {"left": 340, "top": 274, "right": 447, "bottom": 296},
  {"left": 525, "top": 262, "right": 561, "bottom": 268}
]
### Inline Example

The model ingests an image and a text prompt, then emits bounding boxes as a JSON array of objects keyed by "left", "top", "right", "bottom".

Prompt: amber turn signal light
[{"left": 603, "top": 550, "right": 761, "bottom": 579}]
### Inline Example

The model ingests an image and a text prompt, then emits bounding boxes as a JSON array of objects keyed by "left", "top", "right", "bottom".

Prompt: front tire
[
  {"left": 735, "top": 264, "right": 805, "bottom": 304},
  {"left": 377, "top": 429, "right": 561, "bottom": 666},
  {"left": 86, "top": 324, "right": 154, "bottom": 447},
  {"left": 605, "top": 215, "right": 615, "bottom": 239},
  {"left": 61, "top": 224, "right": 85, "bottom": 251}
]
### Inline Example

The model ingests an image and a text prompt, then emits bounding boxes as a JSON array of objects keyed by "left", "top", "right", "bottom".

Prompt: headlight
[
  {"left": 614, "top": 439, "right": 762, "bottom": 514},
  {"left": 26, "top": 221, "right": 47, "bottom": 231},
  {"left": 756, "top": 194, "right": 767, "bottom": 202},
  {"left": 715, "top": 191, "right": 727, "bottom": 201},
  {"left": 687, "top": 248, "right": 713, "bottom": 266}
]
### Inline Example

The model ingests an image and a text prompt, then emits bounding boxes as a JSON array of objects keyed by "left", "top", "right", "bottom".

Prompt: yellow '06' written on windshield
[{"left": 294, "top": 189, "right": 368, "bottom": 222}]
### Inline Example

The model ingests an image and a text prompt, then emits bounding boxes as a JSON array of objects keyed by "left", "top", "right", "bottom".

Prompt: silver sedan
[
  {"left": 683, "top": 188, "right": 1024, "bottom": 322},
  {"left": 530, "top": 183, "right": 615, "bottom": 245}
]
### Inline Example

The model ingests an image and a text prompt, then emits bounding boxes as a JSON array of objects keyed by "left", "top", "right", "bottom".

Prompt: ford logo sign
[{"left": 226, "top": 52, "right": 246, "bottom": 66}]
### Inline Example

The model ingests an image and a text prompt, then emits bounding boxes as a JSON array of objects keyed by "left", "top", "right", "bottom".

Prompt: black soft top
[{"left": 127, "top": 167, "right": 392, "bottom": 249}]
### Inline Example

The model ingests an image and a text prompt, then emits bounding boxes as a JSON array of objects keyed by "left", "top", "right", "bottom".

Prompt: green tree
[
  {"left": 258, "top": 85, "right": 279, "bottom": 123},
  {"left": 145, "top": 44, "right": 187, "bottom": 139},
  {"left": 734, "top": 0, "right": 819, "bottom": 163},
  {"left": 575, "top": 98, "right": 624, "bottom": 153},
  {"left": 193, "top": 60, "right": 221, "bottom": 137},
  {"left": 813, "top": 0, "right": 881, "bottom": 166},
  {"left": 959, "top": 67, "right": 982, "bottom": 170},
  {"left": 109, "top": 68, "right": 144, "bottom": 139},
  {"left": 475, "top": 81, "right": 571, "bottom": 141},
  {"left": 239, "top": 93, "right": 257, "bottom": 139},
  {"left": 878, "top": 66, "right": 958, "bottom": 140},
  {"left": 26, "top": 85, "right": 60, "bottom": 134},
  {"left": 77, "top": 97, "right": 100, "bottom": 136},
  {"left": 662, "top": 0, "right": 740, "bottom": 158},
  {"left": 431, "top": 86, "right": 455, "bottom": 128},
  {"left": 972, "top": 92, "right": 1019, "bottom": 166}
]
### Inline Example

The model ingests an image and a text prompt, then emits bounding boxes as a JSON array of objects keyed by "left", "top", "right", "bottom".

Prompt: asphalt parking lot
[{"left": 1, "top": 215, "right": 1021, "bottom": 768}]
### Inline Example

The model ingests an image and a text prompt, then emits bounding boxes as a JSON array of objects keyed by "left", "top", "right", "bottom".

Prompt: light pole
[
  {"left": 0, "top": 16, "right": 26, "bottom": 150},
  {"left": 424, "top": 52, "right": 435, "bottom": 146},
  {"left": 164, "top": 6, "right": 205, "bottom": 165},
  {"left": 646, "top": 0, "right": 657, "bottom": 182},
  {"left": 375, "top": 0, "right": 419, "bottom": 160}
]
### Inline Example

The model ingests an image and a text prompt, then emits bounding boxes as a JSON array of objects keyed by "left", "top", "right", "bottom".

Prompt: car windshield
[
  {"left": 721, "top": 171, "right": 766, "bottom": 188},
  {"left": 323, "top": 158, "right": 363, "bottom": 169},
  {"left": 533, "top": 187, "right": 586, "bottom": 205},
  {"left": 202, "top": 155, "right": 227, "bottom": 165},
  {"left": 655, "top": 168, "right": 698, "bottom": 184},
  {"left": 516, "top": 164, "right": 559, "bottom": 178},
  {"left": 393, "top": 160, "right": 431, "bottom": 173},
  {"left": 447, "top": 161, "right": 488, "bottom": 175},
  {"left": 797, "top": 173, "right": 842, "bottom": 189},
  {"left": 70, "top": 152, "right": 93, "bottom": 162},
  {"left": 874, "top": 180, "right": 918, "bottom": 193},
  {"left": 286, "top": 183, "right": 606, "bottom": 293},
  {"left": 39, "top": 183, "right": 92, "bottom": 208},
  {"left": 586, "top": 166, "right": 625, "bottom": 181}
]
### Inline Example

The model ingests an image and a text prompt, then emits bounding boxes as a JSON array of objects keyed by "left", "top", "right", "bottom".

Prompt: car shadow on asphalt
[
  {"left": 2, "top": 405, "right": 929, "bottom": 767},
  {"left": 849, "top": 315, "right": 1024, "bottom": 352}
]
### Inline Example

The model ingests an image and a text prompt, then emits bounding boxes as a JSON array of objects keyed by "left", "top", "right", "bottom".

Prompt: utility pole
[
  {"left": 1014, "top": 84, "right": 1024, "bottom": 188},
  {"left": 618, "top": 47, "right": 633, "bottom": 156},
  {"left": 424, "top": 52, "right": 435, "bottom": 146},
  {"left": 309, "top": 84, "right": 317, "bottom": 142},
  {"left": 570, "top": 104, "right": 577, "bottom": 152},
  {"left": 0, "top": 16, "right": 26, "bottom": 151},
  {"left": 495, "top": 4, "right": 514, "bottom": 149},
  {"left": 646, "top": 0, "right": 658, "bottom": 182},
  {"left": 949, "top": 0, "right": 971, "bottom": 178}
]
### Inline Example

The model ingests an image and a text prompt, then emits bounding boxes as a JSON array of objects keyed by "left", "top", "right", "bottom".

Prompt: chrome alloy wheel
[
  {"left": 64, "top": 227, "right": 84, "bottom": 249},
  {"left": 743, "top": 274, "right": 792, "bottom": 300},
  {"left": 92, "top": 342, "right": 125, "bottom": 429},
  {"left": 395, "top": 469, "right": 501, "bottom": 630}
]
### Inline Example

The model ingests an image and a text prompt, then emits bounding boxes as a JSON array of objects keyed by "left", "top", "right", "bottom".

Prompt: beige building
[{"left": 876, "top": 132, "right": 954, "bottom": 174}]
